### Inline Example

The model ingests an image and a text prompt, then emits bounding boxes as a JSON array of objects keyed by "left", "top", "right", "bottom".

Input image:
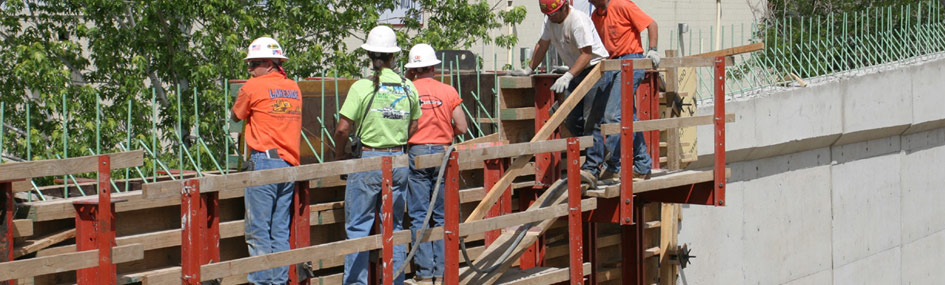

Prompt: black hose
[{"left": 395, "top": 145, "right": 456, "bottom": 277}]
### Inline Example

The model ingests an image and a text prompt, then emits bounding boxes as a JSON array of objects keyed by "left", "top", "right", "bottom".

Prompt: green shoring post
[
  {"left": 85, "top": 148, "right": 121, "bottom": 192},
  {"left": 126, "top": 99, "right": 132, "bottom": 191},
  {"left": 320, "top": 72, "right": 325, "bottom": 161},
  {"left": 224, "top": 79, "right": 229, "bottom": 174},
  {"left": 453, "top": 62, "right": 484, "bottom": 138},
  {"left": 196, "top": 139, "right": 223, "bottom": 173},
  {"left": 118, "top": 142, "right": 149, "bottom": 183},
  {"left": 61, "top": 93, "right": 68, "bottom": 198},
  {"left": 172, "top": 131, "right": 202, "bottom": 177},
  {"left": 0, "top": 102, "right": 4, "bottom": 163},
  {"left": 493, "top": 53, "right": 498, "bottom": 118},
  {"left": 316, "top": 117, "right": 336, "bottom": 147},
  {"left": 95, "top": 94, "right": 101, "bottom": 155},
  {"left": 54, "top": 154, "right": 87, "bottom": 197},
  {"left": 176, "top": 84, "right": 182, "bottom": 179},
  {"left": 301, "top": 130, "right": 321, "bottom": 163},
  {"left": 139, "top": 139, "right": 175, "bottom": 180},
  {"left": 194, "top": 87, "right": 200, "bottom": 172},
  {"left": 26, "top": 100, "right": 31, "bottom": 161},
  {"left": 152, "top": 88, "right": 157, "bottom": 182}
]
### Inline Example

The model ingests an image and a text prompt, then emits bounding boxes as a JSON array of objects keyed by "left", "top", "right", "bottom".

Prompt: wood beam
[
  {"left": 413, "top": 136, "right": 592, "bottom": 169},
  {"left": 689, "top": 42, "right": 765, "bottom": 58},
  {"left": 0, "top": 150, "right": 144, "bottom": 186},
  {"left": 0, "top": 243, "right": 142, "bottom": 281},
  {"left": 601, "top": 113, "right": 735, "bottom": 135}
]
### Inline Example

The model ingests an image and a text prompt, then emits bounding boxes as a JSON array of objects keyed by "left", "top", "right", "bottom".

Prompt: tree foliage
[{"left": 0, "top": 0, "right": 525, "bottom": 180}]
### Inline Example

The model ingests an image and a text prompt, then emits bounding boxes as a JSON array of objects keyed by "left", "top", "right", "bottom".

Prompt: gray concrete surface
[{"left": 676, "top": 56, "right": 945, "bottom": 284}]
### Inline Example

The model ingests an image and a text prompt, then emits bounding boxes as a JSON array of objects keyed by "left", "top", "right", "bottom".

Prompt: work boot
[
  {"left": 598, "top": 170, "right": 620, "bottom": 186},
  {"left": 405, "top": 277, "right": 434, "bottom": 285},
  {"left": 579, "top": 169, "right": 599, "bottom": 189},
  {"left": 632, "top": 167, "right": 652, "bottom": 180}
]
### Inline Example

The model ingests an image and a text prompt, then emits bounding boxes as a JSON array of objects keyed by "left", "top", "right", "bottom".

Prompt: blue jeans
[
  {"left": 564, "top": 54, "right": 652, "bottom": 176},
  {"left": 406, "top": 145, "right": 446, "bottom": 279},
  {"left": 344, "top": 150, "right": 408, "bottom": 285},
  {"left": 244, "top": 150, "right": 294, "bottom": 284}
]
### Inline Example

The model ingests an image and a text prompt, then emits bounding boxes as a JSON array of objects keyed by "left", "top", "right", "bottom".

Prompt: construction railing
[{"left": 0, "top": 151, "right": 145, "bottom": 283}]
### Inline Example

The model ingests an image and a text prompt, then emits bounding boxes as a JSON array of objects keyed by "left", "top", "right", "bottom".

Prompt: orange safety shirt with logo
[
  {"left": 232, "top": 72, "right": 303, "bottom": 166},
  {"left": 591, "top": 0, "right": 654, "bottom": 57},
  {"left": 408, "top": 78, "right": 463, "bottom": 145}
]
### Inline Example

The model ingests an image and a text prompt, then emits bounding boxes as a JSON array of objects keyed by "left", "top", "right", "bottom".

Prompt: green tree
[{"left": 0, "top": 0, "right": 525, "bottom": 183}]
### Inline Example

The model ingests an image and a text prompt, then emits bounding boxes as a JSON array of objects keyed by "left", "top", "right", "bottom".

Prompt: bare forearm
[
  {"left": 647, "top": 21, "right": 659, "bottom": 49},
  {"left": 530, "top": 40, "right": 551, "bottom": 70},
  {"left": 568, "top": 52, "right": 592, "bottom": 76}
]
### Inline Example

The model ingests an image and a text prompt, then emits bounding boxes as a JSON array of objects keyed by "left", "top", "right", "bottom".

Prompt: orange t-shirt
[
  {"left": 408, "top": 78, "right": 463, "bottom": 145},
  {"left": 231, "top": 72, "right": 303, "bottom": 166},
  {"left": 591, "top": 0, "right": 654, "bottom": 57}
]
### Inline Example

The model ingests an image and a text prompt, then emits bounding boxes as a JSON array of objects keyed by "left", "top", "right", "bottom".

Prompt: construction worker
[
  {"left": 514, "top": 0, "right": 652, "bottom": 184},
  {"left": 403, "top": 43, "right": 468, "bottom": 285},
  {"left": 333, "top": 25, "right": 421, "bottom": 285},
  {"left": 589, "top": 0, "right": 658, "bottom": 182},
  {"left": 230, "top": 36, "right": 302, "bottom": 284}
]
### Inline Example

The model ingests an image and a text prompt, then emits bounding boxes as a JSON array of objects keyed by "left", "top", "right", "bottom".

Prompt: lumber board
[
  {"left": 586, "top": 168, "right": 731, "bottom": 198},
  {"left": 467, "top": 64, "right": 602, "bottom": 223},
  {"left": 0, "top": 243, "right": 143, "bottom": 281},
  {"left": 498, "top": 107, "right": 536, "bottom": 121},
  {"left": 660, "top": 203, "right": 681, "bottom": 285},
  {"left": 14, "top": 228, "right": 74, "bottom": 258},
  {"left": 22, "top": 186, "right": 244, "bottom": 222},
  {"left": 142, "top": 154, "right": 409, "bottom": 200},
  {"left": 0, "top": 150, "right": 144, "bottom": 186},
  {"left": 600, "top": 57, "right": 733, "bottom": 71},
  {"left": 495, "top": 263, "right": 591, "bottom": 285},
  {"left": 12, "top": 219, "right": 31, "bottom": 238},
  {"left": 689, "top": 42, "right": 765, "bottom": 58},
  {"left": 414, "top": 136, "right": 592, "bottom": 169},
  {"left": 456, "top": 133, "right": 500, "bottom": 146},
  {"left": 601, "top": 113, "right": 735, "bottom": 135},
  {"left": 499, "top": 76, "right": 534, "bottom": 89}
]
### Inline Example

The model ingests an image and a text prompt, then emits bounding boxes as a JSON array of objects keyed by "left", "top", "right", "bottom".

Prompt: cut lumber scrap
[
  {"left": 585, "top": 168, "right": 731, "bottom": 198},
  {"left": 689, "top": 42, "right": 765, "bottom": 58},
  {"left": 457, "top": 133, "right": 500, "bottom": 146},
  {"left": 789, "top": 72, "right": 808, "bottom": 87},
  {"left": 0, "top": 243, "right": 143, "bottom": 281},
  {"left": 143, "top": 154, "right": 409, "bottom": 200},
  {"left": 495, "top": 263, "right": 591, "bottom": 285},
  {"left": 414, "top": 136, "right": 592, "bottom": 169},
  {"left": 0, "top": 150, "right": 143, "bottom": 187},
  {"left": 467, "top": 64, "right": 602, "bottom": 223},
  {"left": 12, "top": 219, "right": 31, "bottom": 238},
  {"left": 601, "top": 113, "right": 735, "bottom": 135},
  {"left": 600, "top": 57, "right": 733, "bottom": 71},
  {"left": 14, "top": 228, "right": 75, "bottom": 258}
]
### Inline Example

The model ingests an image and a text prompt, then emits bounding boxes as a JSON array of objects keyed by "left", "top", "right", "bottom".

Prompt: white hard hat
[
  {"left": 244, "top": 37, "right": 288, "bottom": 62},
  {"left": 404, "top": 44, "right": 441, "bottom": 69},
  {"left": 361, "top": 26, "right": 401, "bottom": 53}
]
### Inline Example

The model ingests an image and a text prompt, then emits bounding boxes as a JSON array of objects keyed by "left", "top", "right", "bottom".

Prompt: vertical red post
[
  {"left": 202, "top": 191, "right": 219, "bottom": 269},
  {"left": 74, "top": 156, "right": 117, "bottom": 285},
  {"left": 635, "top": 71, "right": 661, "bottom": 170},
  {"left": 565, "top": 137, "right": 584, "bottom": 284},
  {"left": 483, "top": 156, "right": 510, "bottom": 247},
  {"left": 619, "top": 60, "right": 635, "bottom": 225},
  {"left": 381, "top": 157, "right": 393, "bottom": 285},
  {"left": 289, "top": 181, "right": 311, "bottom": 284},
  {"left": 181, "top": 179, "right": 203, "bottom": 284},
  {"left": 0, "top": 181, "right": 13, "bottom": 285},
  {"left": 517, "top": 187, "right": 545, "bottom": 269},
  {"left": 714, "top": 57, "right": 727, "bottom": 207},
  {"left": 620, "top": 202, "right": 645, "bottom": 285},
  {"left": 443, "top": 152, "right": 460, "bottom": 285},
  {"left": 532, "top": 76, "right": 561, "bottom": 188}
]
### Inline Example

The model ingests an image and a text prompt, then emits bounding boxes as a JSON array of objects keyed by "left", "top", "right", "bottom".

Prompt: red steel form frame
[
  {"left": 483, "top": 153, "right": 511, "bottom": 246},
  {"left": 180, "top": 179, "right": 220, "bottom": 285},
  {"left": 714, "top": 57, "right": 727, "bottom": 206},
  {"left": 289, "top": 181, "right": 312, "bottom": 284},
  {"left": 621, "top": 202, "right": 646, "bottom": 284},
  {"left": 443, "top": 152, "right": 460, "bottom": 285},
  {"left": 636, "top": 71, "right": 661, "bottom": 170},
  {"left": 519, "top": 75, "right": 560, "bottom": 269},
  {"left": 74, "top": 155, "right": 117, "bottom": 284},
  {"left": 619, "top": 59, "right": 636, "bottom": 225},
  {"left": 0, "top": 180, "right": 12, "bottom": 285},
  {"left": 565, "top": 137, "right": 584, "bottom": 284},
  {"left": 381, "top": 157, "right": 394, "bottom": 285}
]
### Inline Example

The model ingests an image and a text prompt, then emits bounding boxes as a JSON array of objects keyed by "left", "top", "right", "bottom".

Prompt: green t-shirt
[{"left": 339, "top": 68, "right": 422, "bottom": 148}]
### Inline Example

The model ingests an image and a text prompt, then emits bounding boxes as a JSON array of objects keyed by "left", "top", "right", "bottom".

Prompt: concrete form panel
[
  {"left": 833, "top": 247, "right": 901, "bottom": 285},
  {"left": 901, "top": 230, "right": 945, "bottom": 285},
  {"left": 831, "top": 154, "right": 902, "bottom": 267},
  {"left": 677, "top": 180, "right": 746, "bottom": 285},
  {"left": 839, "top": 68, "right": 913, "bottom": 139},
  {"left": 696, "top": 98, "right": 757, "bottom": 157},
  {"left": 741, "top": 161, "right": 832, "bottom": 284},
  {"left": 752, "top": 85, "right": 843, "bottom": 148},
  {"left": 900, "top": 142, "right": 945, "bottom": 244},
  {"left": 782, "top": 270, "right": 832, "bottom": 285},
  {"left": 830, "top": 136, "right": 902, "bottom": 165},
  {"left": 910, "top": 58, "right": 945, "bottom": 125}
]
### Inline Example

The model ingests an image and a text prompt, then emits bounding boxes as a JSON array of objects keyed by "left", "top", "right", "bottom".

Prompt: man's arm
[
  {"left": 529, "top": 39, "right": 552, "bottom": 70},
  {"left": 333, "top": 116, "right": 354, "bottom": 160},
  {"left": 230, "top": 111, "right": 241, "bottom": 123},
  {"left": 451, "top": 106, "right": 468, "bottom": 136},
  {"left": 408, "top": 120, "right": 419, "bottom": 137},
  {"left": 568, "top": 46, "right": 594, "bottom": 76},
  {"left": 646, "top": 21, "right": 659, "bottom": 50}
]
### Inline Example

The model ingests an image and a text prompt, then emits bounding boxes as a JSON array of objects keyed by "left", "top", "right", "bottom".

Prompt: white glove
[
  {"left": 551, "top": 65, "right": 570, "bottom": 74},
  {"left": 550, "top": 72, "right": 574, "bottom": 93},
  {"left": 511, "top": 66, "right": 533, "bottom": 76},
  {"left": 646, "top": 49, "right": 661, "bottom": 68}
]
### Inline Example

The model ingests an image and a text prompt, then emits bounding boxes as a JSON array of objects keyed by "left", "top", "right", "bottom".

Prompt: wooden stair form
[
  {"left": 494, "top": 262, "right": 592, "bottom": 284},
  {"left": 586, "top": 168, "right": 731, "bottom": 198}
]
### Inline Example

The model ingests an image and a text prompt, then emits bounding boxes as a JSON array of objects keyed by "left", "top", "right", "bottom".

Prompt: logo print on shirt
[
  {"left": 371, "top": 95, "right": 410, "bottom": 120},
  {"left": 270, "top": 100, "right": 300, "bottom": 114},
  {"left": 418, "top": 95, "right": 443, "bottom": 110}
]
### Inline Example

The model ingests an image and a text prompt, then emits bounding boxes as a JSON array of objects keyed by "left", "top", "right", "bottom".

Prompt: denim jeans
[
  {"left": 406, "top": 145, "right": 446, "bottom": 279},
  {"left": 563, "top": 54, "right": 653, "bottom": 176},
  {"left": 244, "top": 150, "right": 294, "bottom": 284},
  {"left": 344, "top": 150, "right": 408, "bottom": 285}
]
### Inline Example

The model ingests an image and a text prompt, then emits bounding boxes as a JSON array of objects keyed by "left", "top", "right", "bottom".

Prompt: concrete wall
[{"left": 677, "top": 56, "right": 945, "bottom": 284}]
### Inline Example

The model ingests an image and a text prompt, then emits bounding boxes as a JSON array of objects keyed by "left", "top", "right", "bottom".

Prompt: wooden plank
[
  {"left": 414, "top": 136, "right": 592, "bottom": 169},
  {"left": 689, "top": 42, "right": 765, "bottom": 58},
  {"left": 499, "top": 76, "right": 533, "bottom": 89},
  {"left": 586, "top": 169, "right": 732, "bottom": 198},
  {"left": 601, "top": 113, "right": 735, "bottom": 135},
  {"left": 14, "top": 228, "right": 75, "bottom": 258},
  {"left": 0, "top": 150, "right": 144, "bottom": 186},
  {"left": 467, "top": 64, "right": 602, "bottom": 223},
  {"left": 659, "top": 203, "right": 681, "bottom": 285},
  {"left": 12, "top": 219, "right": 31, "bottom": 238},
  {"left": 498, "top": 108, "right": 536, "bottom": 121},
  {"left": 495, "top": 263, "right": 592, "bottom": 285},
  {"left": 600, "top": 57, "right": 733, "bottom": 71},
  {"left": 456, "top": 133, "right": 500, "bottom": 146},
  {"left": 0, "top": 243, "right": 143, "bottom": 281},
  {"left": 23, "top": 186, "right": 244, "bottom": 222},
  {"left": 143, "top": 154, "right": 409, "bottom": 200}
]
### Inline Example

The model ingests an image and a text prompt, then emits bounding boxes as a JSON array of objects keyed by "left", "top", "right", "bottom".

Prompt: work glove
[
  {"left": 510, "top": 66, "right": 533, "bottom": 76},
  {"left": 551, "top": 65, "right": 569, "bottom": 74},
  {"left": 550, "top": 72, "right": 574, "bottom": 93},
  {"left": 646, "top": 49, "right": 661, "bottom": 68}
]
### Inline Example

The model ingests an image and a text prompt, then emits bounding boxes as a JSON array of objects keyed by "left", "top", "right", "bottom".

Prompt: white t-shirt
[{"left": 539, "top": 6, "right": 609, "bottom": 67}]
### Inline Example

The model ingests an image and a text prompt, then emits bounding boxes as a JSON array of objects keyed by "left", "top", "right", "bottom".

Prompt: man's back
[
  {"left": 232, "top": 72, "right": 303, "bottom": 165},
  {"left": 408, "top": 78, "right": 463, "bottom": 145}
]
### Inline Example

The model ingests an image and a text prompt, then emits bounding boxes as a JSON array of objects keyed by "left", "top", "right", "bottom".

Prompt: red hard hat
[{"left": 539, "top": 0, "right": 566, "bottom": 14}]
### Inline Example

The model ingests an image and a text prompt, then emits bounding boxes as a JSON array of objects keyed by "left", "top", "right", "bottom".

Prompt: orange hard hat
[{"left": 539, "top": 0, "right": 566, "bottom": 14}]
